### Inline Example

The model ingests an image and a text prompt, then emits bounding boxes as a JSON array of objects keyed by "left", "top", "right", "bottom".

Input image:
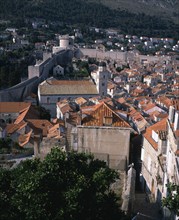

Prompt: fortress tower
[
  {"left": 53, "top": 34, "right": 74, "bottom": 54},
  {"left": 59, "top": 35, "right": 70, "bottom": 49}
]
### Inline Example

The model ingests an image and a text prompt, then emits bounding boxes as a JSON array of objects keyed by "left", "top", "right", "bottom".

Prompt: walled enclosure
[{"left": 0, "top": 49, "right": 74, "bottom": 102}]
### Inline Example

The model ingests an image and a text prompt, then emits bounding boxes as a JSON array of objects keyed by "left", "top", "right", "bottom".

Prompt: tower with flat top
[{"left": 91, "top": 61, "right": 109, "bottom": 96}]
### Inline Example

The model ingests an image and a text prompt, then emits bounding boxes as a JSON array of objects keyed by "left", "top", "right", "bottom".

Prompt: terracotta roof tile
[
  {"left": 26, "top": 119, "right": 53, "bottom": 137},
  {"left": 46, "top": 79, "right": 96, "bottom": 86},
  {"left": 99, "top": 98, "right": 114, "bottom": 107},
  {"left": 117, "top": 97, "right": 126, "bottom": 104},
  {"left": 14, "top": 107, "right": 30, "bottom": 124},
  {"left": 57, "top": 103, "right": 75, "bottom": 115},
  {"left": 81, "top": 103, "right": 101, "bottom": 115},
  {"left": 40, "top": 79, "right": 98, "bottom": 95},
  {"left": 47, "top": 124, "right": 61, "bottom": 138},
  {"left": 75, "top": 97, "right": 87, "bottom": 106},
  {"left": 144, "top": 118, "right": 168, "bottom": 150},
  {"left": 133, "top": 88, "right": 144, "bottom": 94},
  {"left": 18, "top": 130, "right": 32, "bottom": 147},
  {"left": 6, "top": 121, "right": 27, "bottom": 134},
  {"left": 0, "top": 102, "right": 31, "bottom": 113},
  {"left": 143, "top": 103, "right": 156, "bottom": 111},
  {"left": 156, "top": 96, "right": 172, "bottom": 108},
  {"left": 48, "top": 123, "right": 59, "bottom": 134},
  {"left": 156, "top": 113, "right": 168, "bottom": 119},
  {"left": 149, "top": 110, "right": 160, "bottom": 117},
  {"left": 82, "top": 102, "right": 131, "bottom": 128}
]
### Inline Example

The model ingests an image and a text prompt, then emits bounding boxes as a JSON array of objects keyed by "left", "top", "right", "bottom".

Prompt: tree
[
  {"left": 116, "top": 67, "right": 123, "bottom": 72},
  {"left": 0, "top": 148, "right": 128, "bottom": 220},
  {"left": 0, "top": 138, "right": 12, "bottom": 153},
  {"left": 162, "top": 183, "right": 179, "bottom": 216},
  {"left": 35, "top": 105, "right": 51, "bottom": 120}
]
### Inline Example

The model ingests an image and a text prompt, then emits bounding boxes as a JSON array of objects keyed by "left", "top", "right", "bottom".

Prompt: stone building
[
  {"left": 53, "top": 65, "right": 64, "bottom": 77},
  {"left": 143, "top": 75, "right": 159, "bottom": 87},
  {"left": 77, "top": 126, "right": 131, "bottom": 170},
  {"left": 163, "top": 103, "right": 179, "bottom": 219},
  {"left": 38, "top": 77, "right": 99, "bottom": 117},
  {"left": 52, "top": 34, "right": 74, "bottom": 54},
  {"left": 0, "top": 48, "right": 75, "bottom": 102},
  {"left": 0, "top": 102, "right": 31, "bottom": 125},
  {"left": 163, "top": 104, "right": 179, "bottom": 195},
  {"left": 4, "top": 109, "right": 63, "bottom": 158},
  {"left": 70, "top": 102, "right": 132, "bottom": 170},
  {"left": 141, "top": 117, "right": 168, "bottom": 201},
  {"left": 91, "top": 62, "right": 110, "bottom": 96},
  {"left": 38, "top": 62, "right": 109, "bottom": 117},
  {"left": 141, "top": 100, "right": 179, "bottom": 213}
]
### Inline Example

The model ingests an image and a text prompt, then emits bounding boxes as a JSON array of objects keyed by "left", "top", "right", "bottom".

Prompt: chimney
[
  {"left": 174, "top": 111, "right": 179, "bottom": 131},
  {"left": 169, "top": 106, "right": 175, "bottom": 123}
]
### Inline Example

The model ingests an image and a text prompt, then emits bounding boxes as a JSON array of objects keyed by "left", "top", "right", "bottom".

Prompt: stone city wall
[{"left": 0, "top": 50, "right": 73, "bottom": 102}]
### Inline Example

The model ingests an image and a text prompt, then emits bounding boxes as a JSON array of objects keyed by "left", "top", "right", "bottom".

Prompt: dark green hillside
[
  {"left": 88, "top": 0, "right": 179, "bottom": 24},
  {"left": 0, "top": 0, "right": 178, "bottom": 38}
]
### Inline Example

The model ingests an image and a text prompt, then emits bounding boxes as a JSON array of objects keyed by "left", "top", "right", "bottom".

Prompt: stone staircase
[{"left": 133, "top": 193, "right": 162, "bottom": 220}]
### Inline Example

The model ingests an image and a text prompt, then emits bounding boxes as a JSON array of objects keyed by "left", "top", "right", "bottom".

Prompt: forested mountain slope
[
  {"left": 88, "top": 0, "right": 179, "bottom": 24},
  {"left": 0, "top": 0, "right": 178, "bottom": 38}
]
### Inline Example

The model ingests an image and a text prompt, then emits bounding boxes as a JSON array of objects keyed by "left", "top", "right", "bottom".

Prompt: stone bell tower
[{"left": 95, "top": 61, "right": 109, "bottom": 96}]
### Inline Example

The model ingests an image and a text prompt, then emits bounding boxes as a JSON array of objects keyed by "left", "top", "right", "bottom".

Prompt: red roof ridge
[{"left": 18, "top": 129, "right": 33, "bottom": 147}]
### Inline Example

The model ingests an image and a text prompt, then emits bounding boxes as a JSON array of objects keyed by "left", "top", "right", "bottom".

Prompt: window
[
  {"left": 47, "top": 97, "right": 50, "bottom": 104},
  {"left": 102, "top": 83, "right": 105, "bottom": 86},
  {"left": 103, "top": 116, "right": 112, "bottom": 126}
]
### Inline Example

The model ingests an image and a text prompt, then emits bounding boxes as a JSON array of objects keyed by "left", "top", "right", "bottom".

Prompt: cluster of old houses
[
  {"left": 0, "top": 33, "right": 179, "bottom": 218},
  {"left": 84, "top": 29, "right": 179, "bottom": 53}
]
